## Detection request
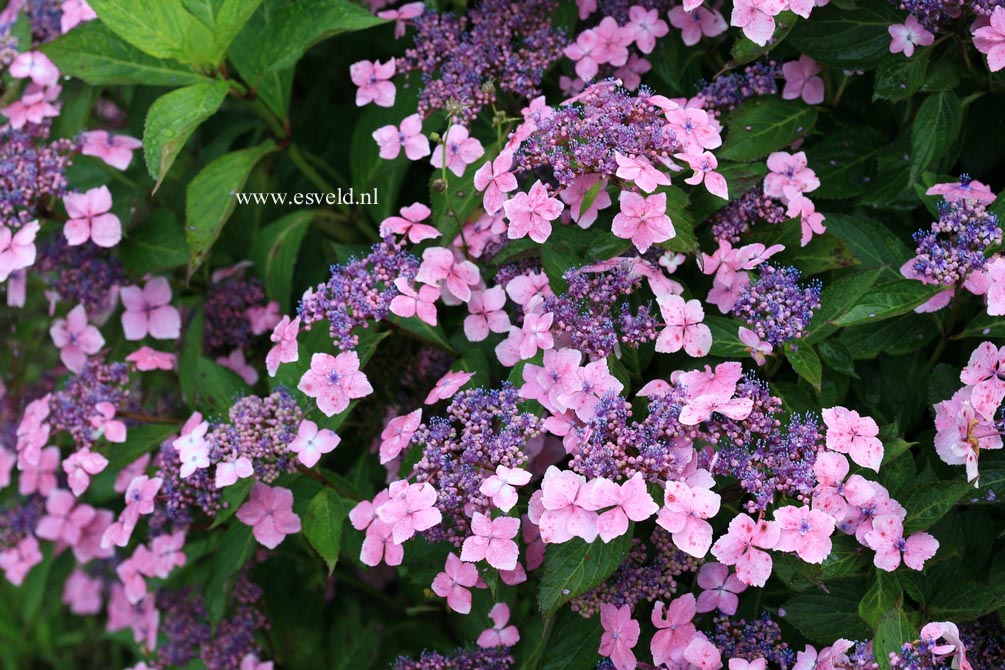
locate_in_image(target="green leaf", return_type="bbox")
[804,267,885,343]
[102,424,177,471]
[833,279,945,327]
[824,214,912,273]
[661,185,698,254]
[41,21,209,86]
[88,0,214,64]
[388,315,456,354]
[706,316,749,358]
[873,51,930,102]
[818,340,857,377]
[189,356,252,413]
[873,607,917,670]
[539,610,604,670]
[749,216,859,274]
[228,1,295,118]
[927,581,1004,621]
[784,582,871,644]
[901,481,972,533]
[788,3,901,69]
[143,80,230,188]
[186,140,277,277]
[205,522,257,622]
[955,312,1005,339]
[784,342,822,391]
[118,209,189,273]
[858,572,901,628]
[806,127,886,199]
[207,0,265,62]
[911,92,963,179]
[210,476,255,529]
[719,97,818,162]
[538,532,633,615]
[303,488,347,574]
[250,210,314,312]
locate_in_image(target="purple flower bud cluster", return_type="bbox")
[970,0,1005,16]
[697,62,782,118]
[0,497,44,549]
[912,199,1001,286]
[732,265,822,347]
[597,0,674,23]
[570,529,698,617]
[707,612,796,669]
[845,643,881,669]
[37,239,124,314]
[709,185,788,244]
[891,1,964,31]
[206,390,304,482]
[543,260,657,360]
[515,81,685,187]
[393,647,514,670]
[298,239,419,351]
[27,0,63,44]
[959,616,1005,670]
[412,384,541,544]
[152,439,215,529]
[0,31,19,67]
[48,360,131,450]
[888,637,950,670]
[0,125,75,219]
[401,0,566,122]
[703,375,783,449]
[153,589,212,669]
[203,276,267,357]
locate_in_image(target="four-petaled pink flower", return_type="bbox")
[677,151,729,200]
[215,456,254,489]
[2,84,60,129]
[557,359,624,421]
[731,0,787,47]
[764,151,820,202]
[655,294,712,357]
[695,562,747,615]
[0,220,40,282]
[889,15,935,58]
[36,489,96,545]
[390,278,439,326]
[18,445,59,496]
[599,603,640,670]
[172,414,210,479]
[738,326,773,366]
[377,2,425,39]
[63,186,121,248]
[431,552,479,613]
[821,406,884,472]
[934,386,1002,485]
[614,152,671,193]
[372,113,430,160]
[349,58,397,107]
[773,505,835,564]
[120,277,181,341]
[8,51,60,87]
[711,513,780,587]
[379,409,422,464]
[782,55,825,105]
[613,191,675,253]
[626,6,669,53]
[380,203,440,243]
[216,349,258,385]
[416,246,481,302]
[657,479,721,557]
[63,449,108,496]
[236,483,302,549]
[126,346,176,372]
[464,287,510,342]
[50,304,104,373]
[974,7,1005,72]
[960,341,1005,420]
[650,594,697,667]
[590,472,659,542]
[298,351,374,416]
[474,152,519,215]
[80,130,142,170]
[668,5,728,46]
[461,512,520,570]
[503,180,564,244]
[477,603,520,648]
[288,419,341,468]
[266,315,300,377]
[480,465,533,512]
[863,514,939,571]
[377,481,443,544]
[0,536,43,586]
[539,467,601,543]
[425,370,475,404]
[518,310,555,360]
[431,124,485,177]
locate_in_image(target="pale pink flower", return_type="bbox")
[926,177,997,204]
[657,479,721,557]
[62,449,108,497]
[246,301,281,335]
[960,341,1005,420]
[266,315,300,377]
[655,294,711,357]
[934,386,1002,485]
[480,465,533,512]
[614,152,671,193]
[172,415,210,479]
[863,514,939,571]
[599,603,640,670]
[2,84,60,128]
[62,568,102,614]
[590,473,659,542]
[565,29,604,80]
[711,513,780,587]
[288,419,341,468]
[773,505,835,564]
[729,659,766,670]
[503,180,564,243]
[377,481,443,543]
[240,654,274,670]
[431,552,479,613]
[0,220,40,282]
[416,246,481,302]
[505,271,553,308]
[889,15,935,58]
[126,346,176,371]
[764,151,820,201]
[736,326,771,366]
[560,174,612,228]
[216,349,259,385]
[477,603,520,648]
[361,519,404,567]
[614,52,651,90]
[431,124,485,176]
[474,152,519,215]
[518,310,555,360]
[36,489,96,545]
[821,406,884,472]
[120,277,181,341]
[380,202,440,242]
[8,51,60,87]
[538,466,600,543]
[593,17,632,67]
[650,594,697,667]
[390,278,439,325]
[731,0,787,47]
[149,531,186,578]
[124,475,162,517]
[73,509,114,563]
[50,304,104,373]
[349,58,396,107]
[669,5,728,46]
[626,6,669,53]
[679,361,742,400]
[677,151,729,199]
[920,621,971,670]
[684,634,723,670]
[298,351,374,416]
[665,107,722,154]
[612,190,675,253]
[63,186,122,248]
[811,452,854,522]
[782,55,825,105]
[237,483,302,549]
[372,113,430,160]
[61,0,97,32]
[80,130,142,170]
[464,287,510,342]
[18,446,59,496]
[461,512,520,570]
[425,370,475,404]
[377,2,425,38]
[557,359,624,421]
[0,536,42,586]
[786,194,827,246]
[380,409,422,464]
[91,401,126,443]
[695,562,747,615]
[215,456,254,488]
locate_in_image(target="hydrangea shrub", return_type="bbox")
[2,0,1005,669]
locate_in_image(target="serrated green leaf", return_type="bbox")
[118,209,189,273]
[720,97,818,162]
[788,3,901,69]
[785,342,822,390]
[873,607,916,670]
[834,279,945,326]
[303,488,347,574]
[250,210,314,312]
[784,582,870,644]
[211,476,255,529]
[874,51,930,102]
[911,92,963,179]
[88,0,214,64]
[859,572,901,628]
[901,481,972,533]
[538,532,633,615]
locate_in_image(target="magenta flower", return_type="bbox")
[614,153,671,193]
[266,315,300,377]
[50,304,104,373]
[379,203,440,243]
[863,514,939,571]
[379,408,422,464]
[668,5,728,46]
[0,220,40,282]
[464,287,510,342]
[782,55,825,105]
[62,449,108,497]
[298,351,374,416]
[8,51,60,87]
[590,473,659,542]
[126,346,176,371]
[63,186,122,248]
[425,370,475,404]
[416,246,481,302]
[79,130,142,170]
[236,483,302,549]
[36,489,97,545]
[960,341,1005,420]
[288,419,341,468]
[377,481,443,544]
[431,552,479,613]
[461,512,520,570]
[124,475,161,518]
[477,603,520,648]
[372,113,430,160]
[390,277,439,326]
[120,277,181,341]
[656,479,721,558]
[773,505,835,564]
[711,513,780,587]
[655,294,712,357]
[480,465,532,512]
[695,562,747,615]
[538,466,600,543]
[503,180,564,243]
[349,58,396,107]
[821,406,884,472]
[598,603,639,670]
[626,6,669,53]
[612,191,675,253]
[474,152,519,215]
[650,594,697,667]
[731,0,787,47]
[764,151,820,201]
[431,124,485,177]
[677,151,729,200]
[889,15,935,58]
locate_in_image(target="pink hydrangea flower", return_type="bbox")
[695,562,747,615]
[61,0,97,33]
[240,654,274,670]
[811,452,854,522]
[390,277,439,326]
[120,277,181,341]
[593,17,632,67]
[288,419,341,468]
[614,152,671,193]
[464,287,510,342]
[599,603,640,670]
[517,310,555,360]
[172,414,210,479]
[782,55,825,105]
[246,301,281,336]
[266,315,300,377]
[863,514,939,571]
[461,512,521,570]
[590,473,659,542]
[888,15,935,58]
[560,174,612,228]
[626,5,669,53]
[934,386,1002,484]
[684,635,723,670]
[377,481,443,543]
[18,445,59,496]
[711,513,780,587]
[380,202,440,243]
[503,180,564,243]
[236,483,302,549]
[298,351,374,416]
[431,124,485,177]
[379,409,422,464]
[729,659,767,670]
[416,246,481,302]
[565,29,604,80]
[63,186,121,248]
[80,130,142,170]
[650,594,697,667]
[216,349,258,385]
[215,456,254,489]
[656,479,721,558]
[655,294,711,357]
[612,191,675,253]
[677,151,729,200]
[431,552,479,613]
[474,152,519,215]
[149,531,186,578]
[63,568,103,614]
[960,341,1005,420]
[557,359,624,421]
[731,0,787,47]
[0,220,40,282]
[926,177,997,204]
[480,465,533,513]
[538,466,601,543]
[665,107,722,155]
[764,151,820,201]
[669,5,728,46]
[377,2,425,38]
[50,304,104,373]
[349,58,397,107]
[477,603,520,648]
[738,326,773,366]
[425,370,475,404]
[8,51,60,87]
[63,449,109,497]
[821,406,884,472]
[773,505,835,564]
[786,194,827,246]
[919,621,971,670]
[36,489,97,545]
[0,536,42,586]
[2,83,60,129]
[126,346,176,371]
[372,113,430,160]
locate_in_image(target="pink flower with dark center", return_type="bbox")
[390,278,439,326]
[464,287,510,342]
[349,58,396,107]
[695,562,747,615]
[538,466,600,543]
[379,409,422,464]
[599,603,640,670]
[655,294,711,357]
[773,505,835,564]
[373,113,430,160]
[613,191,675,253]
[503,180,564,243]
[62,449,108,497]
[650,594,697,667]
[557,359,624,421]
[416,246,481,302]
[50,304,104,373]
[8,51,60,87]
[614,153,671,193]
[460,512,521,570]
[665,107,722,154]
[668,5,728,46]
[431,124,485,177]
[731,0,787,47]
[711,513,780,587]
[480,465,533,513]
[288,419,341,468]
[821,406,884,472]
[376,481,443,543]
[36,489,97,545]
[236,483,302,549]
[863,514,939,571]
[764,151,820,201]
[626,6,669,53]
[677,151,729,199]
[298,351,374,416]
